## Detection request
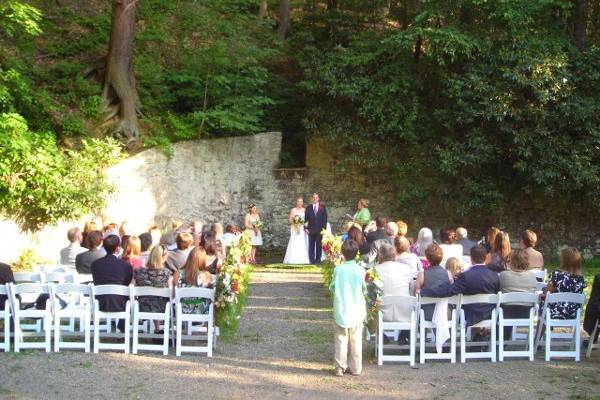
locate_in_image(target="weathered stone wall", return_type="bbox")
[0,132,396,262]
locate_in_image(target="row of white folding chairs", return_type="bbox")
[377,291,587,366]
[14,271,75,284]
[0,283,215,357]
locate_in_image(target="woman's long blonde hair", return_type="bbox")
[123,236,141,259]
[147,245,167,270]
[183,246,207,286]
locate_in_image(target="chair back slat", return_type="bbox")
[13,272,43,283]
[0,284,7,295]
[418,295,460,306]
[133,286,171,298]
[92,284,132,297]
[53,283,92,296]
[11,282,51,295]
[380,295,417,307]
[546,292,585,304]
[460,293,498,305]
[175,287,214,301]
[44,272,68,283]
[499,292,538,305]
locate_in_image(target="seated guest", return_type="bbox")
[167,232,194,273]
[122,236,144,271]
[103,222,119,238]
[366,217,387,244]
[481,226,500,253]
[499,249,537,335]
[415,244,454,319]
[520,229,544,270]
[60,227,86,269]
[211,223,224,242]
[191,220,204,247]
[0,262,15,311]
[347,226,371,258]
[456,227,475,256]
[421,245,500,327]
[75,230,106,280]
[220,224,239,248]
[439,227,463,267]
[584,273,600,339]
[341,221,361,242]
[396,220,408,238]
[489,231,511,272]
[135,244,177,333]
[91,235,133,332]
[149,226,162,249]
[384,222,398,244]
[413,227,433,258]
[545,247,586,319]
[81,220,100,249]
[138,232,153,267]
[394,236,423,277]
[445,257,463,279]
[119,221,132,238]
[179,246,213,314]
[161,218,183,251]
[202,231,224,274]
[375,244,414,322]
[353,198,371,228]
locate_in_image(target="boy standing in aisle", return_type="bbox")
[330,239,367,376]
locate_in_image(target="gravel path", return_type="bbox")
[0,267,599,399]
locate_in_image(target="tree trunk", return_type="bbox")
[259,0,268,18]
[102,0,140,144]
[277,0,291,39]
[573,0,588,50]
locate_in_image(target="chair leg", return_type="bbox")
[545,323,551,362]
[84,312,90,353]
[3,314,9,352]
[498,318,504,362]
[124,315,130,354]
[377,323,383,366]
[450,318,456,364]
[132,315,139,355]
[176,315,182,357]
[44,314,51,353]
[460,322,466,363]
[528,320,535,361]
[575,325,581,362]
[410,320,416,367]
[419,320,425,364]
[490,313,496,362]
[93,314,100,354]
[586,322,598,359]
[54,314,61,352]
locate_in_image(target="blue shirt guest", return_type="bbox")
[421,244,500,326]
[330,240,366,377]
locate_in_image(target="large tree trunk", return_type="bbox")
[102,0,140,145]
[277,0,291,39]
[259,0,268,18]
[573,0,588,50]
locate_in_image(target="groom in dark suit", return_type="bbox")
[305,193,328,264]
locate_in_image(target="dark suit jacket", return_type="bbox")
[366,229,386,244]
[421,264,500,326]
[584,274,600,335]
[91,255,133,312]
[457,238,476,255]
[0,262,14,310]
[76,248,106,274]
[305,203,328,235]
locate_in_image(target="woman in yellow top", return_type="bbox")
[353,199,371,228]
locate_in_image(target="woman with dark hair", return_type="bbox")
[439,227,463,267]
[489,231,511,272]
[202,231,223,274]
[347,226,371,256]
[244,204,262,263]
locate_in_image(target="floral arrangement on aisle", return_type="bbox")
[364,265,383,333]
[321,230,343,289]
[291,214,305,233]
[215,230,253,339]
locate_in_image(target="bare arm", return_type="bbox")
[288,209,294,225]
[244,214,253,229]
[447,270,454,284]
[415,271,425,294]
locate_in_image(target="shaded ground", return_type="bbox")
[0,266,599,399]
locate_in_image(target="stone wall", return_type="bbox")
[0,132,396,263]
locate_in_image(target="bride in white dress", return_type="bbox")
[283,197,310,264]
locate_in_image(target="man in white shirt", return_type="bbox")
[59,227,86,269]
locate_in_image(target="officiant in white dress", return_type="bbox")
[283,197,310,264]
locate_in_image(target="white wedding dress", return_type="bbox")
[283,209,310,264]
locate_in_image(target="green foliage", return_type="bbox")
[0,113,123,231]
[0,0,42,37]
[295,0,600,224]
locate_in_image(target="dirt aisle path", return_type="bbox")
[0,266,598,399]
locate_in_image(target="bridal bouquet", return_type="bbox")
[251,219,263,231]
[291,215,304,233]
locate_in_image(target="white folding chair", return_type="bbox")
[586,319,600,359]
[459,293,499,363]
[531,269,547,282]
[418,295,459,363]
[53,283,92,352]
[45,272,78,332]
[376,295,418,366]
[498,292,538,361]
[0,285,11,352]
[91,285,132,353]
[535,292,585,361]
[9,283,52,352]
[33,265,66,274]
[175,287,215,357]
[13,272,43,283]
[132,286,172,355]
